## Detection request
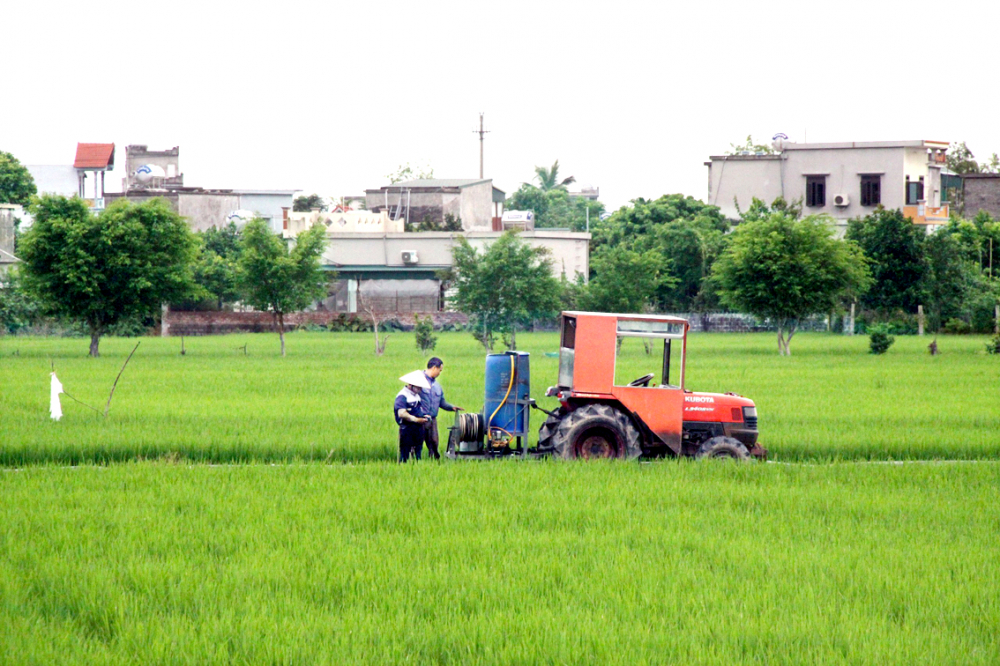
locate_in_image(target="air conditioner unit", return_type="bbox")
[833,194,850,207]
[401,250,418,265]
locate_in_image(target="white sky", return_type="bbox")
[4,0,999,211]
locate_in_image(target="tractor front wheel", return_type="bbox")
[551,404,642,460]
[696,436,750,461]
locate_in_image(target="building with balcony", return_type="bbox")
[26,143,115,212]
[706,139,951,232]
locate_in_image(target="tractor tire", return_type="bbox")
[536,408,567,452]
[696,436,750,461]
[551,404,642,460]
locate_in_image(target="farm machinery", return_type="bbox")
[447,311,767,460]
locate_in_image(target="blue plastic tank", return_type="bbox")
[484,352,530,436]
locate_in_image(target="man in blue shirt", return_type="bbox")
[420,357,463,460]
[395,371,430,462]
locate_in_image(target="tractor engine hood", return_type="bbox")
[682,391,756,423]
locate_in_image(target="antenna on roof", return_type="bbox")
[472,112,490,178]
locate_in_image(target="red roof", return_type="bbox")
[74,143,115,169]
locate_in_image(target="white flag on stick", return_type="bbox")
[50,372,64,421]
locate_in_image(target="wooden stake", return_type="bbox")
[917,305,925,336]
[104,341,140,417]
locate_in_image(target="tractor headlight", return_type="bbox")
[743,406,757,419]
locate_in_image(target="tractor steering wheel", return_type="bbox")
[628,373,655,387]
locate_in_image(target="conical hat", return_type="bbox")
[399,370,431,390]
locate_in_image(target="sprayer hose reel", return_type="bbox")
[453,412,484,443]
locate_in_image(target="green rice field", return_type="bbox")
[2,331,999,663]
[2,462,998,664]
[1,331,998,465]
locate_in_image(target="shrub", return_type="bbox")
[942,318,971,335]
[414,315,437,352]
[986,334,1000,355]
[869,324,895,355]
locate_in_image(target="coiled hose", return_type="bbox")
[452,412,484,443]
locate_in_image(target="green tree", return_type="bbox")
[237,218,328,356]
[533,160,575,191]
[0,269,40,334]
[846,207,928,314]
[414,315,437,352]
[0,151,37,206]
[19,196,197,357]
[580,246,673,313]
[293,194,326,212]
[506,183,550,219]
[191,223,243,309]
[923,230,981,332]
[712,213,870,355]
[590,194,729,311]
[737,196,802,222]
[450,232,561,350]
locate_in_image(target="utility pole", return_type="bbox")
[473,112,490,178]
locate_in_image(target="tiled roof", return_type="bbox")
[74,143,115,169]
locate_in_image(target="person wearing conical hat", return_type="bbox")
[395,370,430,463]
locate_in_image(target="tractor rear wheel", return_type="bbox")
[551,404,642,460]
[696,436,750,460]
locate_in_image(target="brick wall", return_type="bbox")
[963,177,1000,219]
[162,310,831,337]
[163,310,469,336]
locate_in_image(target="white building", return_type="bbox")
[706,139,952,232]
[314,230,590,313]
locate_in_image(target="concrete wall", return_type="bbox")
[0,206,15,256]
[236,192,295,234]
[963,176,1000,219]
[178,193,241,232]
[460,181,494,230]
[25,165,79,197]
[707,157,782,219]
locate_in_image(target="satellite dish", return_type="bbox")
[134,164,165,183]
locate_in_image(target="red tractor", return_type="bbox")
[535,311,766,460]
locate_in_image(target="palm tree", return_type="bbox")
[533,160,576,191]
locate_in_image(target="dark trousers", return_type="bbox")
[422,418,440,459]
[398,424,423,462]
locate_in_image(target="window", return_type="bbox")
[906,179,924,205]
[860,175,881,206]
[613,336,684,389]
[806,176,826,207]
[558,316,576,387]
